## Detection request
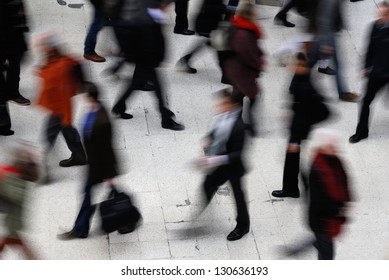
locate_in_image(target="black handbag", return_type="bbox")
[99,186,141,234]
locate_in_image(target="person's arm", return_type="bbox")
[364,23,378,74]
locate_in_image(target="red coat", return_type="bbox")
[36,56,80,126]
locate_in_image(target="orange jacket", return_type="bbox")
[36,56,80,126]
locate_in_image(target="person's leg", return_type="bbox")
[0,58,12,135]
[73,179,97,237]
[45,115,63,151]
[314,233,334,260]
[60,125,87,165]
[5,54,30,105]
[230,176,250,228]
[174,0,194,34]
[352,78,388,140]
[177,38,209,74]
[331,37,350,99]
[84,8,108,61]
[274,0,297,27]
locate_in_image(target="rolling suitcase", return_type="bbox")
[99,187,141,234]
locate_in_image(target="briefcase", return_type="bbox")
[99,188,141,234]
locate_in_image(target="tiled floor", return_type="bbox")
[1,0,388,260]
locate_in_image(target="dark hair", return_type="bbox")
[85,82,100,102]
[219,88,242,105]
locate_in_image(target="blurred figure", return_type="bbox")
[111,0,185,130]
[307,0,359,102]
[176,0,227,74]
[285,129,352,260]
[272,53,329,199]
[58,83,118,239]
[83,1,110,62]
[225,3,265,136]
[0,0,31,106]
[197,89,250,241]
[174,0,195,35]
[0,142,39,259]
[35,33,87,171]
[274,0,297,27]
[349,1,389,143]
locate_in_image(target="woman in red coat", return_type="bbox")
[225,3,265,136]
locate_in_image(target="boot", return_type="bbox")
[272,151,300,198]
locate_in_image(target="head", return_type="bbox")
[311,128,342,155]
[377,1,389,22]
[85,82,100,104]
[215,89,242,114]
[236,2,256,21]
[34,32,63,57]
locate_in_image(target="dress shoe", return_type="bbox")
[174,28,195,35]
[274,14,295,28]
[0,129,14,136]
[112,109,133,120]
[57,230,88,240]
[272,190,300,198]
[177,57,197,74]
[227,225,250,241]
[349,133,368,144]
[339,92,359,102]
[221,75,232,85]
[8,95,31,106]
[161,119,185,131]
[84,52,106,63]
[59,157,87,167]
[318,67,337,75]
[350,0,363,2]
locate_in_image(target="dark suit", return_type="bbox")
[202,111,249,228]
[73,105,118,237]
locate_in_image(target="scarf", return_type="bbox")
[232,16,263,39]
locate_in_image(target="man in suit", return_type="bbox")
[198,89,250,241]
[58,83,118,239]
[349,1,389,143]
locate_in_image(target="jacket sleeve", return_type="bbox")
[365,23,377,70]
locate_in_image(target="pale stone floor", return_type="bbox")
[1,0,389,260]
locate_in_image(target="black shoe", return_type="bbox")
[174,28,195,35]
[349,133,368,144]
[57,230,88,240]
[112,108,133,120]
[161,119,185,131]
[272,190,300,198]
[274,14,295,28]
[227,225,250,241]
[318,67,337,75]
[8,95,31,106]
[221,76,232,85]
[59,157,87,167]
[350,0,363,2]
[0,129,14,136]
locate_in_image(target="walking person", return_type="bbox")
[284,129,352,260]
[174,0,195,35]
[196,89,250,241]
[58,83,119,239]
[111,0,184,130]
[224,3,265,136]
[272,53,330,198]
[349,1,389,143]
[35,33,87,170]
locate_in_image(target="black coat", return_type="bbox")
[84,106,118,184]
[0,0,28,55]
[365,21,389,79]
[195,0,226,37]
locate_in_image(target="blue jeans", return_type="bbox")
[309,34,349,98]
[84,8,108,54]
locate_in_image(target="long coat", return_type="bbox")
[225,27,264,99]
[84,106,118,184]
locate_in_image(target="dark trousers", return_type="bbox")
[74,179,98,236]
[84,8,109,54]
[203,167,250,227]
[277,0,298,17]
[356,77,389,136]
[0,54,23,99]
[315,233,334,260]
[0,64,11,132]
[45,115,86,161]
[175,0,189,30]
[113,64,174,122]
